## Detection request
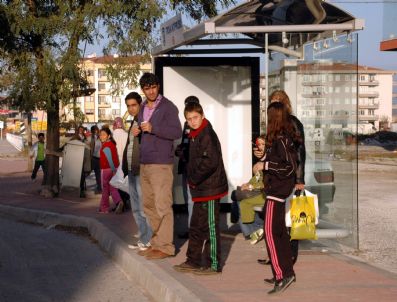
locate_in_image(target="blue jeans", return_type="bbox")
[239,208,263,237]
[128,171,152,244]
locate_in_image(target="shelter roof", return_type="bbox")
[153,0,364,55]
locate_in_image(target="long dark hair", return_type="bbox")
[266,102,300,147]
[100,127,116,145]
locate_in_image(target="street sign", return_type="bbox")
[160,14,184,49]
[0,121,4,129]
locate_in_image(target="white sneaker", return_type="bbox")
[250,228,264,245]
[128,240,151,251]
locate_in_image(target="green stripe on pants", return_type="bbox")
[208,200,218,270]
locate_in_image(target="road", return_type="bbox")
[0,216,151,302]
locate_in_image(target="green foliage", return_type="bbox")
[1,0,235,113]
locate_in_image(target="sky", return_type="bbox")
[85,0,397,71]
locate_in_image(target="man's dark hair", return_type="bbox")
[38,133,45,138]
[91,125,99,132]
[125,91,142,104]
[184,95,200,105]
[184,102,204,118]
[139,72,160,88]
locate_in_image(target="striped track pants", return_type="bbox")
[186,199,221,271]
[264,199,295,281]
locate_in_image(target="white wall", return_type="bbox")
[163,66,253,203]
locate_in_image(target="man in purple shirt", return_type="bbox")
[132,72,182,259]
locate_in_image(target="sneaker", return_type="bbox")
[193,267,221,276]
[264,277,275,285]
[128,240,151,251]
[173,262,201,273]
[257,258,271,265]
[250,228,264,245]
[267,275,296,295]
[115,201,124,214]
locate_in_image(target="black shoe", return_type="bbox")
[257,258,271,265]
[267,275,296,295]
[264,277,275,285]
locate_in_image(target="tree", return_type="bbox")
[0,0,234,196]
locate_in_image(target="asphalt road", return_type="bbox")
[0,216,151,302]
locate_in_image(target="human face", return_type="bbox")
[185,111,204,130]
[142,84,160,103]
[99,130,109,143]
[126,98,140,117]
[256,138,265,151]
[38,135,44,143]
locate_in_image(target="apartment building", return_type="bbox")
[393,74,397,124]
[64,55,151,123]
[265,60,394,133]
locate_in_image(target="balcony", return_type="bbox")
[358,103,379,110]
[359,80,379,86]
[98,102,111,108]
[358,91,379,98]
[301,91,326,98]
[301,81,327,86]
[359,115,379,122]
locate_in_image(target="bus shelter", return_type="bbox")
[152,0,363,250]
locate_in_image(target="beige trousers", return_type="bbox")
[140,164,175,255]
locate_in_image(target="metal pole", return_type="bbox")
[265,33,269,127]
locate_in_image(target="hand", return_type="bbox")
[132,126,141,137]
[241,183,250,191]
[140,121,152,133]
[253,148,264,159]
[295,183,305,191]
[253,162,264,174]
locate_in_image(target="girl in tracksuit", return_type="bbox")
[261,101,299,294]
[98,127,123,213]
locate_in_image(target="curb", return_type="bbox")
[0,204,202,302]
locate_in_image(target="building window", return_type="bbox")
[345,75,351,81]
[345,86,350,93]
[86,69,94,77]
[85,96,94,103]
[328,74,333,82]
[359,110,365,116]
[316,99,325,105]
[112,96,121,103]
[316,110,325,116]
[360,75,366,81]
[345,98,350,104]
[368,109,375,116]
[98,69,107,78]
[85,109,94,115]
[335,74,340,81]
[352,86,357,93]
[112,109,120,116]
[98,83,106,91]
[352,98,357,105]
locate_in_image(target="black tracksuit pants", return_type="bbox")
[186,199,221,271]
[263,199,295,281]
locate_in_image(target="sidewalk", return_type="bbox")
[0,141,396,301]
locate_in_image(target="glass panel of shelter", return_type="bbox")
[263,33,358,249]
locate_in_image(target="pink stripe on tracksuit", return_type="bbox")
[263,199,295,282]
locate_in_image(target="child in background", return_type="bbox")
[98,127,123,214]
[173,101,228,275]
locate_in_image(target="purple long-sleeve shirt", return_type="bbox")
[138,95,182,164]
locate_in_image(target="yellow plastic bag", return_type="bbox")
[290,193,318,240]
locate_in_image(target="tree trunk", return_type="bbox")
[25,113,33,172]
[41,101,60,197]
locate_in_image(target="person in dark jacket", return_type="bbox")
[173,101,228,276]
[175,96,200,239]
[255,89,306,266]
[122,91,152,251]
[258,101,299,294]
[133,73,182,260]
